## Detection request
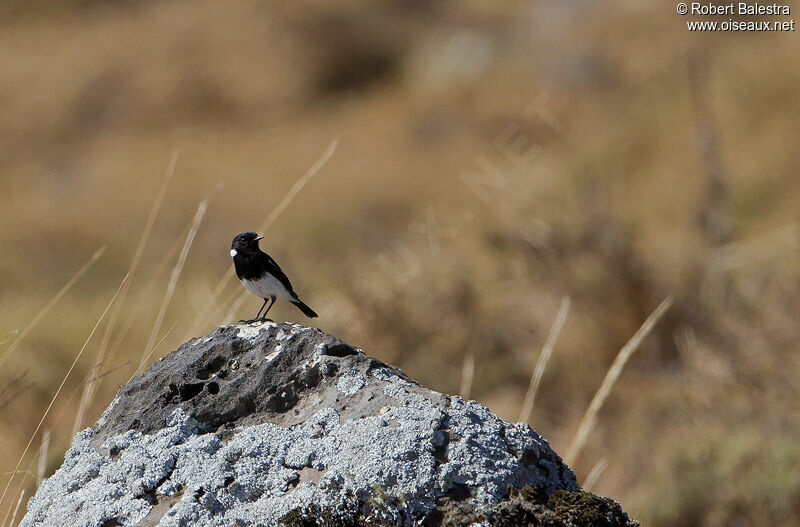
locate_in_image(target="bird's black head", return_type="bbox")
[231,232,263,258]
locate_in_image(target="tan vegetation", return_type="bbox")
[1,1,798,525]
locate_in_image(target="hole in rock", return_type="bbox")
[179,383,204,401]
[521,449,539,465]
[324,343,358,357]
[266,387,299,413]
[207,382,220,395]
[432,432,451,464]
[444,483,472,501]
[197,357,227,380]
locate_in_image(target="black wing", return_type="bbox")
[257,251,298,298]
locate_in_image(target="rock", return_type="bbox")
[21,322,635,526]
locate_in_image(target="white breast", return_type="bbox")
[242,274,293,300]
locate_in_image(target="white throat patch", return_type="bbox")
[230,249,237,258]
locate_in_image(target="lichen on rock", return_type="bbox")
[20,322,631,526]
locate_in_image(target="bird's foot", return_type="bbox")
[237,317,274,325]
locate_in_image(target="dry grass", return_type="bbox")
[518,295,570,423]
[0,274,128,513]
[72,153,178,433]
[0,247,105,371]
[565,296,674,466]
[582,457,608,493]
[4,490,24,527]
[1,1,798,525]
[139,196,209,370]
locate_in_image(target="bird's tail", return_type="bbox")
[291,299,318,318]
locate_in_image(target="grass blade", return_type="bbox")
[0,247,106,370]
[459,351,476,400]
[0,274,128,511]
[139,198,208,370]
[74,151,179,433]
[6,489,24,527]
[565,296,673,466]
[582,457,609,492]
[131,321,178,380]
[518,296,570,423]
[35,431,50,488]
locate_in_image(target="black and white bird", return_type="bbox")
[230,232,318,321]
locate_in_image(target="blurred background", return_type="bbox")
[1,1,799,525]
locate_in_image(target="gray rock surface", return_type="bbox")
[21,322,578,526]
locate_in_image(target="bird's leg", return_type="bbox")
[254,298,269,320]
[240,298,268,323]
[260,296,276,321]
